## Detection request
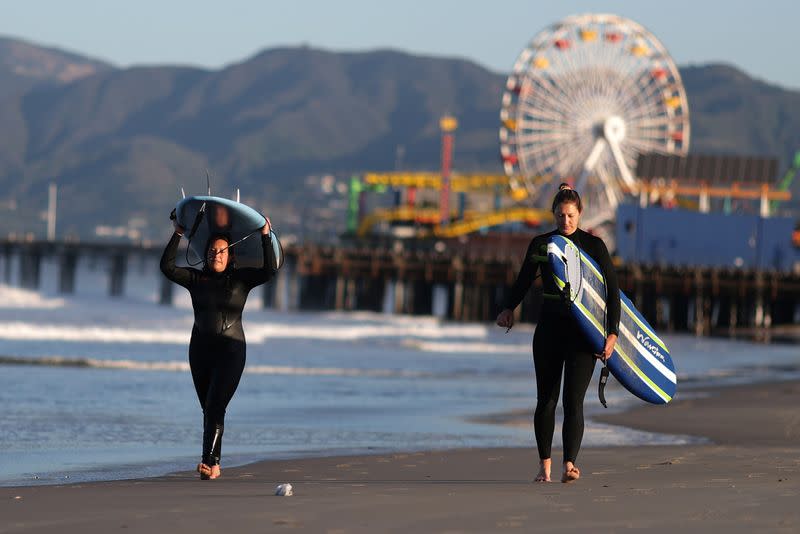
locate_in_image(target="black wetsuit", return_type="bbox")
[504,228,620,463]
[160,231,279,466]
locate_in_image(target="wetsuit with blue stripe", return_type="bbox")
[504,228,620,464]
[160,231,278,467]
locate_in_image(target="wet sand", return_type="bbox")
[2,380,799,533]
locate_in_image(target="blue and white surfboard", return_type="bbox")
[547,234,677,404]
[175,195,282,269]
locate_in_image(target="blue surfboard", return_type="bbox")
[546,235,677,404]
[175,195,282,269]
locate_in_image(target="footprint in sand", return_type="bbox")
[496,520,524,528]
[272,518,302,527]
[498,515,528,527]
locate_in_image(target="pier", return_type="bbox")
[2,236,798,337]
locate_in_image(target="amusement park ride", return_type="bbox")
[350,13,794,243]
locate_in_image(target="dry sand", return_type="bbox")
[2,380,799,533]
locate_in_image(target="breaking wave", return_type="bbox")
[0,354,430,378]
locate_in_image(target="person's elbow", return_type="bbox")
[160,257,175,278]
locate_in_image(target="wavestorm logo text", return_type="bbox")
[636,330,666,362]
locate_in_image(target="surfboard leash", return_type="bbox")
[598,364,609,408]
[222,228,260,252]
[183,202,208,267]
[169,207,202,265]
[599,288,611,408]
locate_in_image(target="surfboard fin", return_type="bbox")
[205,169,212,195]
[235,188,240,202]
[598,364,610,408]
[180,187,186,199]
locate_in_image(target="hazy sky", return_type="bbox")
[2,0,797,89]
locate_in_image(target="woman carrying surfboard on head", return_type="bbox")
[161,204,279,480]
[496,183,620,483]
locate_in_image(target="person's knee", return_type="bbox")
[203,407,226,427]
[535,398,558,417]
[562,399,584,419]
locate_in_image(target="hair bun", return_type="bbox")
[558,183,572,191]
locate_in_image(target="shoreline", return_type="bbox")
[2,379,798,532]
[0,377,708,489]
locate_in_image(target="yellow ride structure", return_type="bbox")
[355,172,550,238]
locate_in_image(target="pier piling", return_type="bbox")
[0,238,798,337]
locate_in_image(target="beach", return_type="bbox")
[2,378,798,533]
[2,284,799,532]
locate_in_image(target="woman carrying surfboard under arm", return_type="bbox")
[496,184,620,483]
[161,213,279,480]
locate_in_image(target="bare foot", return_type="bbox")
[208,465,221,479]
[197,463,212,480]
[197,463,221,480]
[561,462,580,483]
[534,458,552,482]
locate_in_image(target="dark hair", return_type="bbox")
[204,234,235,270]
[551,183,582,213]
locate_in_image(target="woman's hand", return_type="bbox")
[596,333,618,361]
[261,216,272,235]
[496,309,514,330]
[169,209,185,235]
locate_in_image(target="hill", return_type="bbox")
[0,36,112,101]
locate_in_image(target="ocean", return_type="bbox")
[2,278,799,487]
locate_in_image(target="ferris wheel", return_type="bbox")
[499,13,690,229]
